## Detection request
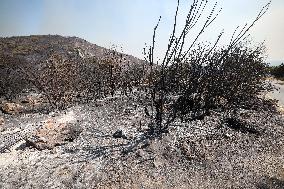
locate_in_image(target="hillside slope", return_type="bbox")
[0,35,143,65]
[0,35,147,104]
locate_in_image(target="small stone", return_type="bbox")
[0,117,4,132]
[113,129,127,139]
[94,100,104,107]
[153,157,163,168]
[124,107,133,114]
[26,119,81,150]
[137,149,145,157]
[0,117,4,125]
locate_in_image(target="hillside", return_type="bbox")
[0,35,143,65]
[0,35,148,106]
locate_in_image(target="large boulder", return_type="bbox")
[26,119,81,150]
[1,102,24,115]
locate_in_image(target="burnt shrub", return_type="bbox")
[143,0,273,132]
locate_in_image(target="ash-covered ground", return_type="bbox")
[0,92,284,189]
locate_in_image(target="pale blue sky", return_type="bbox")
[0,0,283,64]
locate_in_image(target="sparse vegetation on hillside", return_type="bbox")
[0,36,147,110]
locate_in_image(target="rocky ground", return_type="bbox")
[0,92,284,189]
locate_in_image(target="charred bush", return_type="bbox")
[144,0,273,132]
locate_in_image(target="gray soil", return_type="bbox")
[0,94,284,189]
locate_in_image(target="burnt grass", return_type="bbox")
[0,91,284,189]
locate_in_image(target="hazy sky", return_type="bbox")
[0,0,283,64]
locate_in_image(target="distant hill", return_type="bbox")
[268,60,283,66]
[0,35,144,66]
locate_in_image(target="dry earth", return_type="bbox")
[0,92,284,189]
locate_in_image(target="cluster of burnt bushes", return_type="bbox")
[0,47,147,110]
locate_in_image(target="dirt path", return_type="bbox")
[268,80,284,107]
